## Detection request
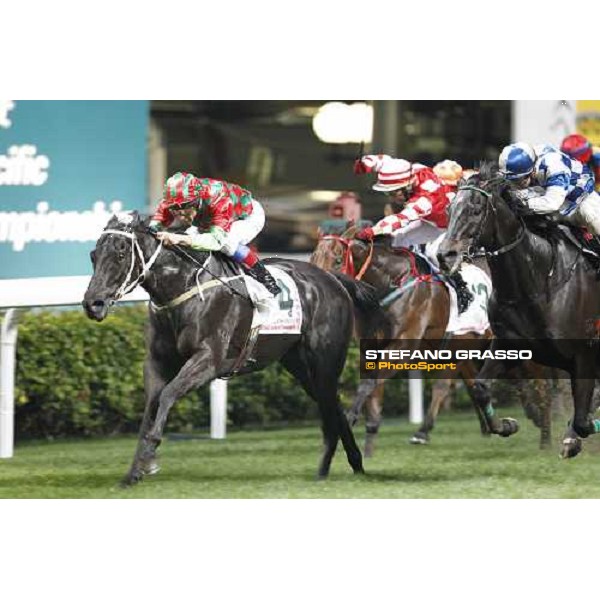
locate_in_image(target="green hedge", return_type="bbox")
[13,306,479,440]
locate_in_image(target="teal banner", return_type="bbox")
[0,101,148,279]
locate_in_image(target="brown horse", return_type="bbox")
[312,228,555,451]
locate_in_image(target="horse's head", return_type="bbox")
[82,211,156,321]
[310,226,373,279]
[438,162,512,275]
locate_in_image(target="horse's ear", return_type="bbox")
[342,225,358,239]
[105,214,120,228]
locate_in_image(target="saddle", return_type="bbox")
[521,213,600,276]
[412,249,474,313]
[386,247,474,314]
[557,225,600,262]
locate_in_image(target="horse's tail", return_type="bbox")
[331,272,390,339]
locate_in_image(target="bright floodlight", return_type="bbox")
[312,102,373,144]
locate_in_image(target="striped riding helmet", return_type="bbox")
[163,172,202,207]
[372,158,414,192]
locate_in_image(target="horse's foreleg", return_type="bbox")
[559,369,596,459]
[538,380,553,449]
[364,381,385,457]
[570,356,598,439]
[149,352,216,442]
[458,360,491,436]
[471,355,519,438]
[410,378,457,444]
[122,358,170,487]
[125,350,217,486]
[347,378,380,427]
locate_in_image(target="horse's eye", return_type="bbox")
[118,251,126,261]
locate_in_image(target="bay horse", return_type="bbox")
[437,162,600,458]
[311,229,522,446]
[82,212,385,485]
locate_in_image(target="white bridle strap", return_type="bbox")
[101,229,163,301]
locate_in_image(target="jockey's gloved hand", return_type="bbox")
[511,189,530,203]
[353,157,372,175]
[354,158,369,175]
[356,227,375,241]
[512,186,545,204]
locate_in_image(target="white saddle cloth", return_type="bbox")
[242,266,303,334]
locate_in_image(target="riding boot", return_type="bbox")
[246,260,282,296]
[447,272,474,314]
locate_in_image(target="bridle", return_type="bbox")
[319,234,373,280]
[452,184,526,260]
[100,228,164,301]
[99,226,251,308]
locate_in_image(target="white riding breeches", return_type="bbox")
[390,219,443,248]
[423,232,448,268]
[562,191,600,236]
[220,200,266,256]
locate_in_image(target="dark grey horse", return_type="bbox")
[83,212,385,485]
[438,163,600,458]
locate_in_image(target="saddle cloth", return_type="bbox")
[242,266,303,334]
[445,263,492,336]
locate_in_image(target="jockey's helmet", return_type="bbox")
[433,160,463,187]
[499,143,536,180]
[560,133,593,165]
[163,172,201,208]
[372,158,414,192]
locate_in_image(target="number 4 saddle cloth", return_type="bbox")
[242,266,303,335]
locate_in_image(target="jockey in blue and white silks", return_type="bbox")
[499,142,600,235]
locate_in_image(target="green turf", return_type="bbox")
[2,411,600,498]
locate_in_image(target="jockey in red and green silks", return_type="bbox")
[149,172,281,295]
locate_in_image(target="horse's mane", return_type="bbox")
[474,161,498,183]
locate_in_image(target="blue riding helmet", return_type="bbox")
[499,143,536,180]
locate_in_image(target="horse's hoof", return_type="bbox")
[499,418,519,438]
[560,437,583,459]
[120,472,143,488]
[409,432,429,445]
